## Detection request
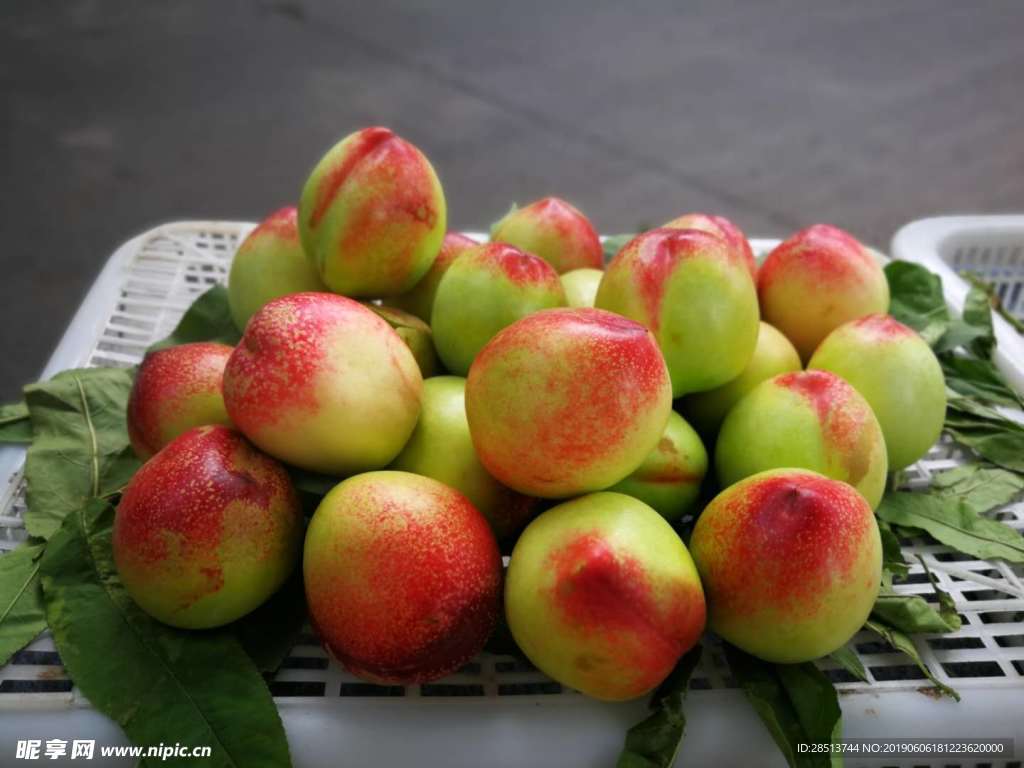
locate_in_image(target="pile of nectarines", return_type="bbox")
[113,126,946,701]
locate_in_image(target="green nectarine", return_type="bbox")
[679,322,801,438]
[715,370,888,508]
[606,411,707,521]
[390,376,535,540]
[227,206,326,330]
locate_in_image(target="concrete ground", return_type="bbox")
[2,1,1023,399]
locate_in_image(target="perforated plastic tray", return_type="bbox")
[1,222,1022,768]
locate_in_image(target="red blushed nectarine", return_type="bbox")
[490,197,603,273]
[465,308,672,498]
[127,341,234,459]
[114,426,303,629]
[303,471,502,684]
[690,469,881,663]
[758,224,889,361]
[222,292,422,476]
[505,492,705,701]
[595,228,759,397]
[662,212,758,281]
[298,127,446,297]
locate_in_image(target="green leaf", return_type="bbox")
[39,499,291,768]
[22,368,141,540]
[0,401,32,443]
[946,395,1021,424]
[885,261,950,346]
[234,568,307,674]
[870,590,961,635]
[602,233,635,261]
[617,645,702,768]
[930,463,1024,514]
[22,369,139,539]
[876,491,1024,563]
[724,645,842,768]
[960,282,996,359]
[0,541,47,666]
[150,284,242,350]
[878,521,909,581]
[829,644,867,683]
[917,556,962,630]
[863,620,959,701]
[940,356,1023,408]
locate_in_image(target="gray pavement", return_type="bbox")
[2,0,1023,399]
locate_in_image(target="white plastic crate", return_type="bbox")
[0,222,1022,768]
[892,215,1024,394]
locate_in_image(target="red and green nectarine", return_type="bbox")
[298,127,446,297]
[127,341,234,459]
[222,293,422,475]
[114,425,302,629]
[505,491,706,700]
[431,243,566,375]
[490,197,603,273]
[303,471,502,684]
[758,224,889,361]
[715,370,888,508]
[690,469,881,663]
[809,314,946,469]
[227,206,326,330]
[595,228,759,397]
[466,308,672,498]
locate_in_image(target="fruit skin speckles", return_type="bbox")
[757,224,889,361]
[303,471,502,685]
[465,308,671,498]
[127,341,234,459]
[222,292,423,476]
[715,369,888,508]
[113,425,303,629]
[595,227,759,397]
[505,491,705,701]
[298,127,447,298]
[690,469,881,663]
